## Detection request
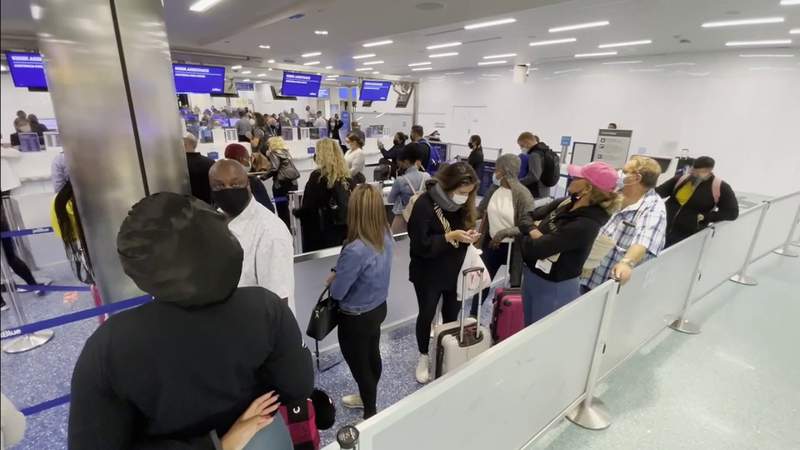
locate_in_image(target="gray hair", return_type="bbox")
[495,154,521,181]
[182,131,198,151]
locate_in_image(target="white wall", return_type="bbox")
[417,51,800,196]
[1,73,56,142]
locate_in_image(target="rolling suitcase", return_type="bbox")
[433,267,492,379]
[491,288,524,344]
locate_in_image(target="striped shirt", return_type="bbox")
[581,189,667,290]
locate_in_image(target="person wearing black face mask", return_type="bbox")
[209,160,296,313]
[466,135,484,176]
[224,143,274,213]
[379,132,407,178]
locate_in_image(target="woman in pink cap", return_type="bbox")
[518,161,622,325]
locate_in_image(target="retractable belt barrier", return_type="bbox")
[16,284,92,292]
[0,226,54,239]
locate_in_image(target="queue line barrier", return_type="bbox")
[323,190,800,450]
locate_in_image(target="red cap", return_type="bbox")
[567,161,618,193]
[224,143,249,161]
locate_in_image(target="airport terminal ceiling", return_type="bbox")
[2,0,798,80]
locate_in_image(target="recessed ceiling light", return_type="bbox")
[231,65,242,70]
[701,17,784,28]
[654,62,696,67]
[483,53,517,59]
[598,40,652,48]
[790,28,800,34]
[478,60,507,66]
[303,61,320,66]
[363,60,384,65]
[602,60,643,65]
[356,67,373,71]
[553,68,582,75]
[302,52,322,58]
[314,30,328,35]
[408,62,432,67]
[739,53,795,57]
[30,4,42,20]
[548,20,609,33]
[241,70,251,74]
[258,44,271,49]
[353,53,376,59]
[412,67,433,71]
[464,18,516,30]
[429,52,458,58]
[257,73,267,77]
[267,59,275,63]
[426,42,461,50]
[327,74,339,78]
[325,65,333,69]
[780,0,800,5]
[189,0,224,12]
[725,39,792,46]
[575,51,618,58]
[445,72,464,75]
[530,38,577,47]
[372,71,380,75]
[242,78,251,82]
[363,40,393,48]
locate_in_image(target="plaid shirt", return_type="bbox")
[582,189,667,289]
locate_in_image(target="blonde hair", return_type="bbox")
[267,136,288,153]
[626,155,662,188]
[346,184,390,252]
[586,188,623,215]
[315,138,350,188]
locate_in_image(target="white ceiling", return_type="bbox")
[2,0,798,81]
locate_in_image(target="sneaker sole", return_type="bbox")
[343,403,364,410]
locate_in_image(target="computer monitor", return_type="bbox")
[38,118,58,130]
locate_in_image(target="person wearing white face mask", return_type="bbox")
[407,162,480,384]
[581,156,667,291]
[472,154,535,316]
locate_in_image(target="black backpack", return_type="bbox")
[532,144,561,187]
[325,180,350,226]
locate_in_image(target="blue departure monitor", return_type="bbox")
[359,80,392,101]
[281,71,322,97]
[6,52,48,89]
[173,64,225,94]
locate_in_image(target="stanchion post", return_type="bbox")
[1,248,54,354]
[288,191,303,254]
[566,281,618,430]
[773,202,800,258]
[669,229,711,334]
[729,202,770,286]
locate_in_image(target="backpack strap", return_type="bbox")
[404,176,417,194]
[433,204,458,248]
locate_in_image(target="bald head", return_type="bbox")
[209,159,249,192]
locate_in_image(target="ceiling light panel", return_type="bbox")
[598,40,652,48]
[530,38,577,46]
[363,60,384,65]
[790,29,800,34]
[241,70,251,74]
[231,65,242,70]
[739,53,795,57]
[356,67,373,71]
[314,30,328,35]
[408,61,431,67]
[548,20,609,33]
[701,17,784,28]
[483,53,517,59]
[302,52,322,58]
[602,60,643,65]
[575,51,618,58]
[353,53,376,59]
[429,52,459,58]
[780,0,800,4]
[363,40,393,47]
[303,61,320,65]
[258,44,270,49]
[478,60,507,65]
[464,18,516,30]
[725,39,792,46]
[412,67,433,71]
[426,42,462,50]
[189,0,224,12]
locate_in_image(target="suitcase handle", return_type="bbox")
[460,267,484,343]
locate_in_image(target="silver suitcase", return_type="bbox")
[433,267,492,379]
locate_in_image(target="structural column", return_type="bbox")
[34,0,189,303]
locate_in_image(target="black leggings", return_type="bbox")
[413,284,461,354]
[1,228,37,286]
[337,302,387,419]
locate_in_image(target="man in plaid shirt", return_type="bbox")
[582,156,667,290]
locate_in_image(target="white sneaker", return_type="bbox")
[415,354,430,384]
[342,394,364,410]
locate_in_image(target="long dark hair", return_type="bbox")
[434,162,479,229]
[54,181,93,284]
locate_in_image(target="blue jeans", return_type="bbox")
[521,266,580,326]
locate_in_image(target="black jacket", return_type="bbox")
[519,198,610,281]
[249,176,275,213]
[185,152,214,204]
[68,287,314,449]
[407,190,469,291]
[294,170,349,251]
[467,147,484,176]
[656,174,739,246]
[520,142,552,199]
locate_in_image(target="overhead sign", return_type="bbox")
[6,51,47,89]
[594,129,633,169]
[173,64,225,94]
[560,136,572,147]
[281,71,322,97]
[360,80,392,101]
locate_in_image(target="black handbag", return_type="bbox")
[306,287,339,341]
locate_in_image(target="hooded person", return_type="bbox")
[68,192,313,449]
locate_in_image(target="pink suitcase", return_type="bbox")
[491,288,524,344]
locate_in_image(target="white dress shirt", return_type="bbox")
[344,147,365,178]
[227,197,296,314]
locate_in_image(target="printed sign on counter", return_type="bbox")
[594,129,633,169]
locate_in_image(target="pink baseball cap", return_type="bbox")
[567,161,619,193]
